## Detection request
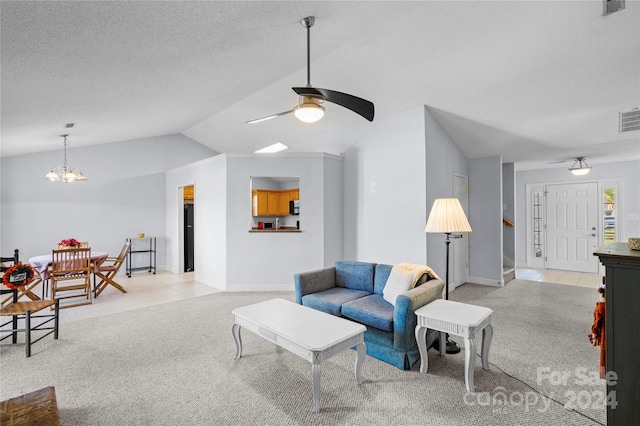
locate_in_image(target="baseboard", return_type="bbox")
[468,276,503,287]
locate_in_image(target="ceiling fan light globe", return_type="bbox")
[570,167,590,176]
[294,103,325,123]
[568,157,591,175]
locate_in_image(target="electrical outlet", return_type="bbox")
[626,213,638,220]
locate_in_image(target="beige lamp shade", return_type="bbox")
[425,198,472,233]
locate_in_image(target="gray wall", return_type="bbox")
[515,160,640,266]
[0,134,216,264]
[469,156,503,285]
[502,162,516,267]
[424,106,470,282]
[316,105,504,285]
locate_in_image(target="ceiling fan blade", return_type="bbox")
[245,109,294,124]
[293,87,375,122]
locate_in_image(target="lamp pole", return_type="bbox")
[444,232,463,353]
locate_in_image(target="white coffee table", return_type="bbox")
[415,299,493,392]
[232,298,366,413]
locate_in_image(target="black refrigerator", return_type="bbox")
[184,204,194,272]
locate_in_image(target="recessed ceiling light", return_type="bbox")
[254,142,289,154]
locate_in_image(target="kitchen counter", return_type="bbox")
[249,226,301,233]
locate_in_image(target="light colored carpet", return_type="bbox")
[0,279,605,425]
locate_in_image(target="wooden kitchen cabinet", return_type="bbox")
[252,190,269,216]
[267,192,279,215]
[252,188,300,217]
[277,191,291,216]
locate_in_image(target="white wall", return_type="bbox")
[165,154,227,285]
[515,160,640,266]
[317,105,428,265]
[165,153,343,291]
[1,134,216,264]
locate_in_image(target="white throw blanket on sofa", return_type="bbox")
[382,263,441,306]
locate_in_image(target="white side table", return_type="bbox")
[415,299,493,392]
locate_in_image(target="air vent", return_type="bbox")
[604,0,625,16]
[619,109,640,132]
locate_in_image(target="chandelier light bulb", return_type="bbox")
[44,134,87,183]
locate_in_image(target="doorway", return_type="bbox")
[183,185,194,272]
[452,174,470,289]
[545,182,599,273]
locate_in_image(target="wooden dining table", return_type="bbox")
[23,251,109,300]
[29,251,108,281]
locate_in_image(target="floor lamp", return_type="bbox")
[425,198,472,354]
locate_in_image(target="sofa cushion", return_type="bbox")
[342,294,394,332]
[335,261,375,293]
[301,287,371,317]
[382,266,420,306]
[373,264,393,295]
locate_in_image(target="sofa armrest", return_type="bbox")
[392,279,445,349]
[294,266,337,304]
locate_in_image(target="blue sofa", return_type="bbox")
[294,261,445,370]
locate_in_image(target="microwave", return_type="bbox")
[289,200,300,215]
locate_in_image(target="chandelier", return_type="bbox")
[45,134,87,183]
[568,157,591,176]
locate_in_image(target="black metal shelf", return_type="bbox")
[126,236,156,277]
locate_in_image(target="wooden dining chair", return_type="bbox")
[1,249,44,307]
[94,242,130,297]
[50,247,92,309]
[0,249,19,273]
[0,288,59,357]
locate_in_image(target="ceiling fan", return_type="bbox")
[246,16,375,125]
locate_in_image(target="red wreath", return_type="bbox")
[2,262,35,289]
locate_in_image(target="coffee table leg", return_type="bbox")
[464,335,476,392]
[355,342,366,384]
[481,324,493,370]
[232,323,242,359]
[415,325,428,373]
[312,363,321,413]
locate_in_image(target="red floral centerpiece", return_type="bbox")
[58,238,80,249]
[2,262,35,289]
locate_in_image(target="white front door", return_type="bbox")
[546,182,599,273]
[452,174,470,289]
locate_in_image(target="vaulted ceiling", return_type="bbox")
[1,1,638,171]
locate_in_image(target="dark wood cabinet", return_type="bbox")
[593,243,640,425]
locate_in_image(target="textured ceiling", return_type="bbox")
[1,1,638,171]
